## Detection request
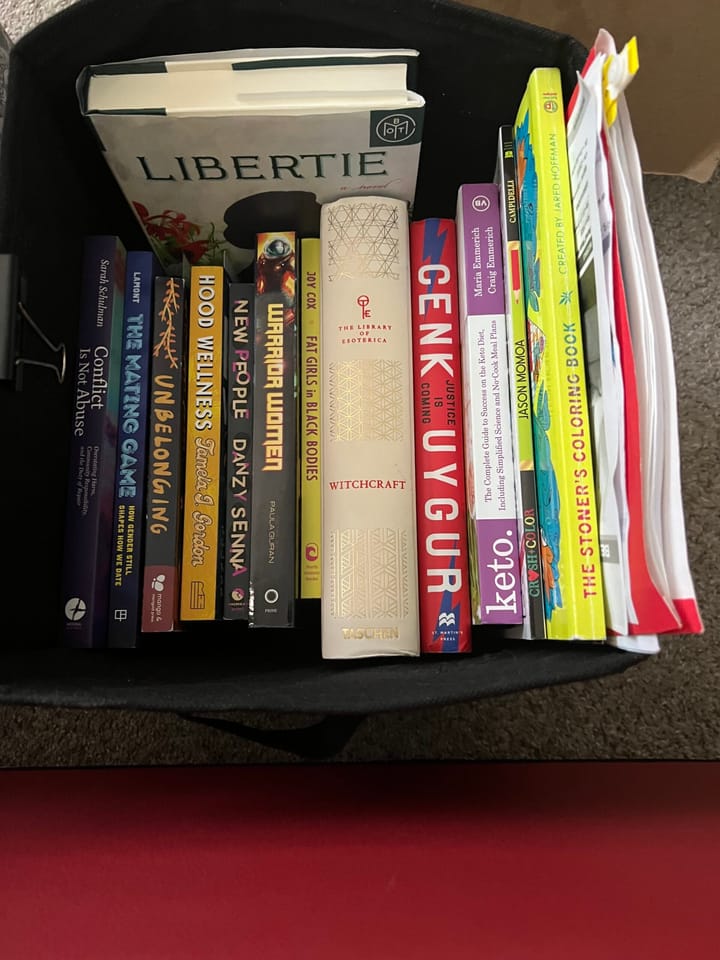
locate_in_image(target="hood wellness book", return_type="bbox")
[78,47,425,277]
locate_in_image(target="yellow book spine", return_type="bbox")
[514,67,606,640]
[180,264,225,620]
[300,238,321,599]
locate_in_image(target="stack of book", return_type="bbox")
[62,38,702,654]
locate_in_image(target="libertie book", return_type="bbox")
[141,275,187,633]
[108,250,161,647]
[299,238,321,600]
[249,231,298,628]
[77,48,425,278]
[409,218,471,654]
[222,282,255,620]
[514,66,606,641]
[180,264,226,621]
[494,128,546,640]
[320,196,420,659]
[456,183,522,627]
[62,235,126,647]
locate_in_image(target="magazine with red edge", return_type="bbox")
[569,43,695,636]
[410,218,472,653]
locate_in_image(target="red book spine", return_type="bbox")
[410,219,472,653]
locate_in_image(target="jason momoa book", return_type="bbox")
[77,47,425,278]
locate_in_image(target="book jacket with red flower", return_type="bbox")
[410,219,472,653]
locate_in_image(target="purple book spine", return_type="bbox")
[457,184,522,625]
[62,235,127,647]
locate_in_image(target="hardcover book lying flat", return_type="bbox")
[77,47,425,277]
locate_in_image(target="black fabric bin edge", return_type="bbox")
[0,644,644,714]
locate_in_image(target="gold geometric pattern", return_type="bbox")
[325,200,401,281]
[329,527,410,619]
[328,359,404,441]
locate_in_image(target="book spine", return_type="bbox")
[410,218,472,654]
[299,238,322,599]
[249,232,298,628]
[180,265,225,620]
[221,283,255,620]
[141,275,187,633]
[514,67,606,640]
[496,127,547,640]
[107,251,159,647]
[456,184,523,625]
[320,196,420,658]
[62,235,126,647]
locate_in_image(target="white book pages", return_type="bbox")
[85,48,419,114]
[604,115,672,606]
[594,27,702,635]
[612,96,700,611]
[610,633,660,655]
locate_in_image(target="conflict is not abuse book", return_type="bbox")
[62,235,126,647]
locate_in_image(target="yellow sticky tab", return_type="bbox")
[603,35,639,126]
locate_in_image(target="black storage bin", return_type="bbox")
[0,0,643,745]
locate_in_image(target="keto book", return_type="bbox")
[77,47,425,278]
[514,67,606,641]
[456,183,522,627]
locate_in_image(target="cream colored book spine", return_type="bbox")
[320,196,420,659]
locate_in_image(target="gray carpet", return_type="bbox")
[0,2,717,765]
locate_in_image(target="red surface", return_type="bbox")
[1,762,718,959]
[410,217,472,654]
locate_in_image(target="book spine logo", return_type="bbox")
[375,114,416,143]
[357,295,371,320]
[65,598,87,622]
[370,111,423,147]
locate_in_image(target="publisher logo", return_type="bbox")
[231,588,245,603]
[544,98,558,113]
[65,598,87,622]
[472,194,491,213]
[357,295,371,320]
[369,110,423,147]
[305,543,319,563]
[264,588,279,605]
[374,113,416,143]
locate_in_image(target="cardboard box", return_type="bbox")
[464,0,719,182]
